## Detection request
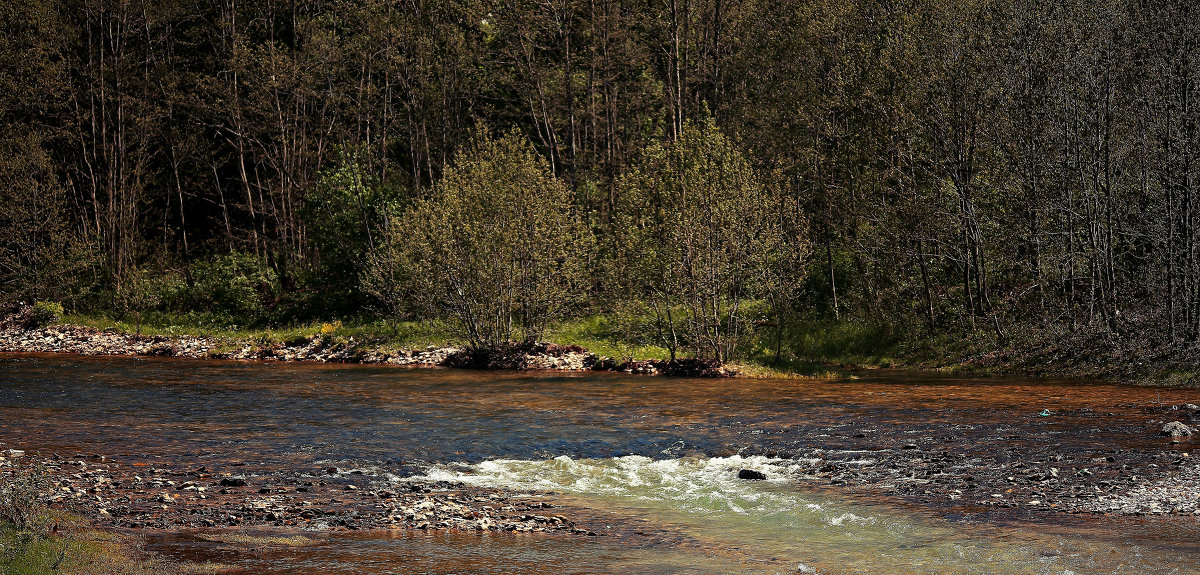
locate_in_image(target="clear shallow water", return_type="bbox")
[2,353,1200,573]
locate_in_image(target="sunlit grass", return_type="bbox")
[546,315,672,362]
[0,515,209,575]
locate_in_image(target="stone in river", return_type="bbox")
[1161,421,1193,437]
[737,469,767,480]
[219,477,247,487]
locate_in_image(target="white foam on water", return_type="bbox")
[414,454,874,528]
[409,455,1169,573]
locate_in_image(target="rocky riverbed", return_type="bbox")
[4,344,1199,560]
[7,402,1198,541]
[740,402,1200,518]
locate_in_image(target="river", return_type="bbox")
[1,353,1198,573]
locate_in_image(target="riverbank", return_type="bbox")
[0,317,736,377]
[1,446,603,575]
[0,516,198,575]
[11,307,1200,387]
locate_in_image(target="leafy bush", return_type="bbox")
[29,301,63,328]
[186,253,279,320]
[106,254,281,328]
[298,149,400,318]
[0,133,99,310]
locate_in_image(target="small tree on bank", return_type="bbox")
[367,130,592,348]
[613,119,804,363]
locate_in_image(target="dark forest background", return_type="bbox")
[4,0,1200,368]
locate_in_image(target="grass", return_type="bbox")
[0,459,220,575]
[0,515,218,575]
[740,318,906,377]
[551,314,923,378]
[546,315,672,362]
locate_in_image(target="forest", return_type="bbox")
[3,0,1198,372]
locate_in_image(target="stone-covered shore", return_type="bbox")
[0,449,595,535]
[0,320,735,376]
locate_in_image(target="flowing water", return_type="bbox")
[2,353,1199,573]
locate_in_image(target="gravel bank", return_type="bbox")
[740,404,1200,517]
[0,321,735,376]
[0,449,595,535]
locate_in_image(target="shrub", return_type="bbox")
[299,148,399,318]
[0,460,51,534]
[186,253,279,321]
[28,301,63,328]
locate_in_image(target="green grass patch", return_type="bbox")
[547,315,672,362]
[741,317,905,376]
[1,521,70,575]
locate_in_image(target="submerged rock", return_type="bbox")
[1161,421,1193,437]
[737,469,767,480]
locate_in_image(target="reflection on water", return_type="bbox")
[2,353,1200,573]
[145,528,790,575]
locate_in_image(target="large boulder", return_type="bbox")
[1161,421,1194,437]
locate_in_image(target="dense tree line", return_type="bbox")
[4,0,1200,361]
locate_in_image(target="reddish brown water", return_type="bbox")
[2,353,1199,573]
